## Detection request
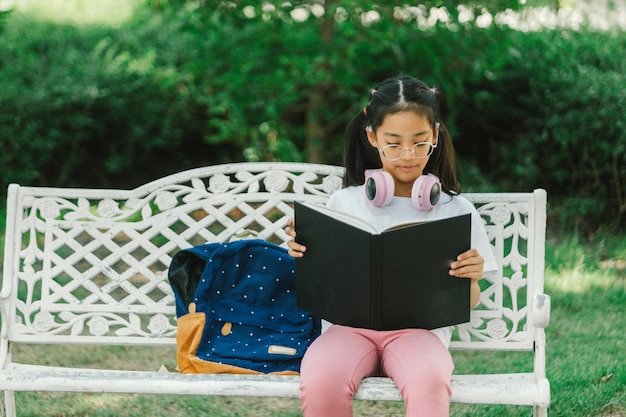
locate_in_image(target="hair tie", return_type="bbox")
[430,87,437,95]
[371,89,377,96]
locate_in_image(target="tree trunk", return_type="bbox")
[305,0,335,163]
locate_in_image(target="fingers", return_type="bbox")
[287,240,307,258]
[285,219,306,258]
[284,227,295,239]
[284,218,297,240]
[449,248,484,280]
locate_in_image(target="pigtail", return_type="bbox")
[424,122,461,195]
[343,110,381,187]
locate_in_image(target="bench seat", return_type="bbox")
[1,363,549,406]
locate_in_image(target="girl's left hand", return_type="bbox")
[449,248,484,281]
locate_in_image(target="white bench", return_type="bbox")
[0,162,551,416]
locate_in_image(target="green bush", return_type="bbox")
[0,9,239,193]
[457,30,626,234]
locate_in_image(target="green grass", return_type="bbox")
[1,233,624,416]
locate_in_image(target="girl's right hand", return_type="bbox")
[285,218,307,258]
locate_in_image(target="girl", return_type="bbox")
[286,75,498,417]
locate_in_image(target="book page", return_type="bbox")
[297,202,377,234]
[382,220,426,232]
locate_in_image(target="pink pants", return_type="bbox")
[299,325,453,417]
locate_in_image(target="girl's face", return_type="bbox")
[366,111,438,197]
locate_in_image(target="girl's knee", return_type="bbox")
[382,331,454,391]
[300,348,377,396]
[299,362,356,416]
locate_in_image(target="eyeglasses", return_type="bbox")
[378,141,437,161]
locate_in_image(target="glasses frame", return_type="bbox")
[377,141,437,161]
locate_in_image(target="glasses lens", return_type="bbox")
[413,142,433,158]
[381,145,402,160]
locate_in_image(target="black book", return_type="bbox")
[294,201,472,331]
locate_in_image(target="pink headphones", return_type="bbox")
[364,169,441,211]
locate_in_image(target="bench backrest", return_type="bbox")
[1,162,546,352]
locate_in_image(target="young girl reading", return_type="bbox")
[286,75,498,417]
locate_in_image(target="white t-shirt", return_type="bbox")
[323,186,499,347]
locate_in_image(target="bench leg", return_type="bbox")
[4,390,16,417]
[534,405,548,417]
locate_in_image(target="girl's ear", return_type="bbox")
[366,126,377,148]
[433,122,440,146]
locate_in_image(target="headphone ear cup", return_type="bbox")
[364,169,394,206]
[411,174,442,211]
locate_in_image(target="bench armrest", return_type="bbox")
[531,294,551,328]
[0,290,9,368]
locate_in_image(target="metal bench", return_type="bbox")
[0,162,551,416]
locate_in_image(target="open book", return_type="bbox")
[294,201,471,330]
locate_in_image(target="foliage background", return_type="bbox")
[0,0,625,235]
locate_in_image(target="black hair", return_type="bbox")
[343,76,460,195]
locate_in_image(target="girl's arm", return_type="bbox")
[449,249,484,308]
[285,218,307,258]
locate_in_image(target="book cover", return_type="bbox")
[294,201,471,330]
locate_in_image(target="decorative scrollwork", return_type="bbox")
[322,174,343,194]
[492,206,512,224]
[208,173,231,193]
[40,199,61,219]
[452,200,531,345]
[155,191,177,211]
[263,172,290,192]
[87,315,110,336]
[148,314,171,336]
[97,198,120,218]
[32,311,55,332]
[486,318,509,339]
[9,163,344,343]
